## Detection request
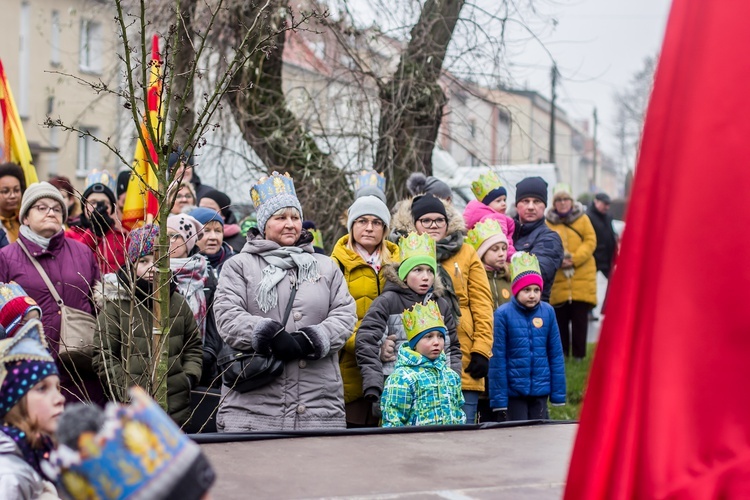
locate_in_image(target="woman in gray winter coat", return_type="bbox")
[214,172,356,431]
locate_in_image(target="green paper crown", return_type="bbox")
[553,182,572,198]
[471,171,503,201]
[310,229,324,249]
[510,251,541,281]
[398,232,436,262]
[466,218,505,252]
[402,300,445,342]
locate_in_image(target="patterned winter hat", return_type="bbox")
[249,172,303,237]
[53,386,216,500]
[510,252,543,296]
[0,282,42,337]
[0,319,58,419]
[239,215,258,237]
[466,219,508,260]
[402,301,447,350]
[127,224,160,263]
[167,214,203,255]
[471,171,507,205]
[397,232,437,280]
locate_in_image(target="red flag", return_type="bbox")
[565,1,750,497]
[122,35,161,231]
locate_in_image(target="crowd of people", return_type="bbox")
[0,157,620,497]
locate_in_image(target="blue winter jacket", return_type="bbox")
[488,297,566,409]
[513,217,563,301]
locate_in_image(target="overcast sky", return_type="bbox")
[503,0,672,156]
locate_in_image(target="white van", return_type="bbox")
[445,164,559,215]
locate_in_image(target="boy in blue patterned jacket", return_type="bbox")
[381,301,465,427]
[489,252,566,421]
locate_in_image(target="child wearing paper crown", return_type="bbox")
[462,171,516,260]
[0,319,65,499]
[356,232,461,416]
[93,224,203,427]
[488,252,566,421]
[467,219,512,310]
[380,301,465,426]
[0,282,43,339]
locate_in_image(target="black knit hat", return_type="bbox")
[116,170,131,197]
[411,194,447,223]
[168,148,194,169]
[0,163,26,191]
[515,176,548,206]
[200,188,232,221]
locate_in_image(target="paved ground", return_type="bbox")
[200,423,577,499]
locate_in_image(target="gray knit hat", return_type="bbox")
[347,195,391,233]
[19,182,68,224]
[355,185,387,204]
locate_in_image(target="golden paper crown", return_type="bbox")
[398,232,436,262]
[249,171,297,209]
[471,171,504,201]
[402,300,446,342]
[354,170,386,192]
[466,218,506,252]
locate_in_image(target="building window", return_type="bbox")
[79,19,102,73]
[77,128,100,177]
[51,11,60,66]
[468,119,476,139]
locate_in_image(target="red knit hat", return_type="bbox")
[0,282,42,337]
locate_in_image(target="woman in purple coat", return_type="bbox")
[0,182,105,405]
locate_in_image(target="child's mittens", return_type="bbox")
[466,353,490,379]
[380,335,397,362]
[364,389,382,420]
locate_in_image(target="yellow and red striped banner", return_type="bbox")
[0,59,39,186]
[122,35,161,231]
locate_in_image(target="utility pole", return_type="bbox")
[549,64,558,164]
[592,107,599,189]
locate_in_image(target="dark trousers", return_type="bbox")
[508,396,549,421]
[555,300,591,359]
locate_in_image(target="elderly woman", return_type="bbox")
[545,184,598,360]
[331,195,399,427]
[214,172,356,431]
[0,182,105,405]
[391,193,494,424]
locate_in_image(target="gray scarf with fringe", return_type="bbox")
[256,246,320,312]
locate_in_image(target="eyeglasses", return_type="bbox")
[0,188,21,197]
[353,217,384,229]
[176,193,194,201]
[417,217,447,228]
[32,204,63,216]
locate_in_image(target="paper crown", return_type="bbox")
[354,170,386,193]
[471,171,504,201]
[0,320,56,417]
[466,219,505,251]
[250,171,297,209]
[510,251,541,281]
[402,300,446,343]
[85,170,117,194]
[398,232,436,262]
[0,282,42,335]
[310,229,324,249]
[54,386,212,500]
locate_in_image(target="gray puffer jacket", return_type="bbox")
[355,265,461,398]
[0,432,58,500]
[214,236,357,432]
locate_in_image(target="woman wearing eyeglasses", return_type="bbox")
[0,182,105,406]
[171,182,197,215]
[391,194,494,424]
[331,195,400,427]
[0,163,26,244]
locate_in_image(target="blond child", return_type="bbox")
[462,171,516,259]
[467,219,513,310]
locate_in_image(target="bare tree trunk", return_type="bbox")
[375,0,465,203]
[227,1,352,242]
[170,0,198,147]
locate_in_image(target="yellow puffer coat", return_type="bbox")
[391,198,494,392]
[545,203,598,306]
[331,235,400,403]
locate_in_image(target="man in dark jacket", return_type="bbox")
[512,177,563,302]
[168,148,214,200]
[587,192,618,278]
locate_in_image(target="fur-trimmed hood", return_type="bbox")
[389,196,466,243]
[381,262,446,296]
[545,201,586,225]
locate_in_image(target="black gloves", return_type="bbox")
[271,330,314,361]
[466,353,490,379]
